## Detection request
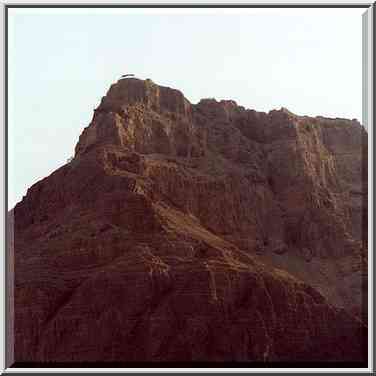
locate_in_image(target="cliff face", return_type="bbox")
[12,78,367,364]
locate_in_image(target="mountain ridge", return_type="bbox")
[11,78,367,364]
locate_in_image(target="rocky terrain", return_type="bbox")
[10,78,367,365]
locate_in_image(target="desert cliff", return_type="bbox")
[12,78,367,364]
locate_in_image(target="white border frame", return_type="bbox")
[1,1,373,373]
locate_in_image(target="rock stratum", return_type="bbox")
[11,78,368,365]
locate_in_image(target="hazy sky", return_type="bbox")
[8,7,365,208]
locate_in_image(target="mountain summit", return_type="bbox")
[12,78,367,364]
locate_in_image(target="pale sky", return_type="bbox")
[8,7,365,208]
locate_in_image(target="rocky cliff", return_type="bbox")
[11,78,367,365]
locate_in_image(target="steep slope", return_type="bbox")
[12,78,367,364]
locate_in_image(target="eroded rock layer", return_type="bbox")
[12,78,367,364]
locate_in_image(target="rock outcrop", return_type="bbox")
[11,78,367,365]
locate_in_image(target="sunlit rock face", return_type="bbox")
[12,78,367,364]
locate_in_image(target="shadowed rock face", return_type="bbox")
[12,78,367,364]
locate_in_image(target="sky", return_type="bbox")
[8,7,365,208]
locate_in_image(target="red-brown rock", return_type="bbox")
[11,78,367,365]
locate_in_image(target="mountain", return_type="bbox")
[11,78,367,365]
